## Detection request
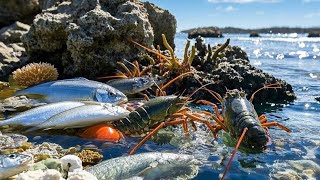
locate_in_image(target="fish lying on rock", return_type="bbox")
[87,152,200,180]
[27,103,130,131]
[0,154,33,179]
[106,77,155,95]
[15,78,127,104]
[0,101,86,127]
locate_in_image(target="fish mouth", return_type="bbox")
[118,97,128,104]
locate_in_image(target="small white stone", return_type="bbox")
[60,155,83,172]
[67,169,97,180]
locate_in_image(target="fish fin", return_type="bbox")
[81,101,102,105]
[17,93,47,100]
[25,126,41,132]
[68,77,89,81]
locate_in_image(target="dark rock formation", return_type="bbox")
[0,22,30,44]
[165,40,295,103]
[22,0,176,78]
[188,27,223,39]
[308,32,320,37]
[249,32,260,37]
[0,0,41,27]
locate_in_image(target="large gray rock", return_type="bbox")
[0,0,41,27]
[22,0,176,78]
[143,2,176,49]
[0,22,30,44]
[0,42,27,78]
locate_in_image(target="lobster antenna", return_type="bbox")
[249,83,282,102]
[185,82,218,102]
[221,128,248,180]
[194,77,223,104]
[161,72,193,91]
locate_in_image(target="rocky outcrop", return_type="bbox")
[22,0,176,78]
[165,40,295,103]
[0,22,30,44]
[143,2,176,49]
[187,27,223,39]
[249,32,260,37]
[308,32,320,37]
[0,42,27,78]
[0,0,41,27]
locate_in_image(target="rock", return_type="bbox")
[143,2,176,49]
[288,160,320,175]
[0,96,44,112]
[17,169,64,180]
[181,40,295,103]
[31,158,63,172]
[0,22,30,44]
[315,97,320,102]
[0,42,27,78]
[67,170,98,180]
[307,32,320,37]
[187,27,223,39]
[0,0,41,27]
[249,31,260,37]
[60,155,83,172]
[22,0,176,78]
[0,81,9,90]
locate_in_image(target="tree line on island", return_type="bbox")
[182,26,320,38]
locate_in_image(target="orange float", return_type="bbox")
[79,123,124,142]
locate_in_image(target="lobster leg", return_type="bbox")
[129,119,187,155]
[201,111,228,132]
[184,113,216,137]
[261,122,292,133]
[221,128,248,180]
[258,114,268,124]
[197,100,223,121]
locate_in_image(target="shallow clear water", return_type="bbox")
[11,33,320,179]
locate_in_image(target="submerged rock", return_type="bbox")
[22,0,176,78]
[249,32,260,37]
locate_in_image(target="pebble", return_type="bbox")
[33,136,41,140]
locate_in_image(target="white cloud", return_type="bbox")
[304,12,320,18]
[225,5,237,11]
[208,0,280,3]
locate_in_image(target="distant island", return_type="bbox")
[181,26,320,38]
[181,26,320,34]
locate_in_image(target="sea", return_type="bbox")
[24,33,320,179]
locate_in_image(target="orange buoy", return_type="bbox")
[79,123,124,142]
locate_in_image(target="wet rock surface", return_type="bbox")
[22,0,176,78]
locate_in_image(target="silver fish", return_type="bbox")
[27,103,130,131]
[0,154,33,179]
[0,101,86,127]
[107,77,154,95]
[87,152,199,180]
[15,78,128,104]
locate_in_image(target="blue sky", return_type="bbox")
[146,0,320,31]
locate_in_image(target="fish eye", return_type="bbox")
[109,92,116,97]
[9,154,16,159]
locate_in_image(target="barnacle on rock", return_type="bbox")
[12,62,58,87]
[76,149,103,166]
